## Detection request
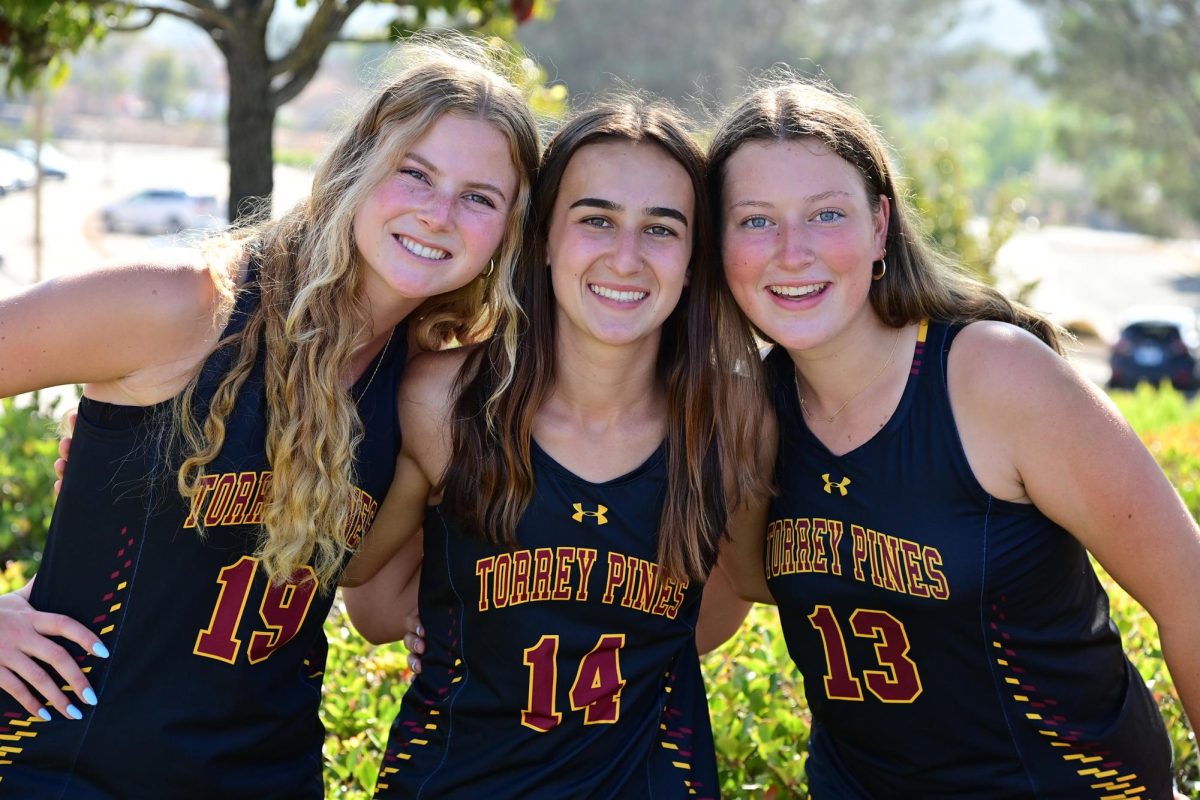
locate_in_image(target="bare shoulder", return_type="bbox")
[948,320,1080,410]
[948,320,1109,501]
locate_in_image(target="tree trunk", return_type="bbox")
[223,34,276,224]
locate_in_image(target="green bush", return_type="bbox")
[0,394,62,566]
[2,388,1197,797]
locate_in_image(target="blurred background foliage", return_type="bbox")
[3,385,1197,797]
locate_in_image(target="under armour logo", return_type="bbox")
[822,474,851,496]
[572,503,608,525]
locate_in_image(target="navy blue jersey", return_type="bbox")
[0,274,404,799]
[764,321,1174,799]
[374,440,718,799]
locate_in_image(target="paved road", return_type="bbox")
[0,140,311,289]
[0,141,312,408]
[994,225,1200,386]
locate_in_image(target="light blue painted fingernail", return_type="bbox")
[92,641,110,658]
[37,707,51,721]
[66,704,83,720]
[82,688,98,706]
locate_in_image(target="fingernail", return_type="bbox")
[66,704,83,720]
[37,707,51,721]
[416,625,424,638]
[92,641,110,658]
[82,688,98,705]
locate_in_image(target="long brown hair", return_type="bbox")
[707,76,1065,353]
[174,37,541,591]
[441,96,770,583]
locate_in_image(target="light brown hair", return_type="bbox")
[707,76,1064,353]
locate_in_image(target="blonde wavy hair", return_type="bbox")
[174,35,541,592]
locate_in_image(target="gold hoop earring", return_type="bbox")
[872,257,887,281]
[482,259,495,279]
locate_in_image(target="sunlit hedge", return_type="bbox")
[3,385,1196,797]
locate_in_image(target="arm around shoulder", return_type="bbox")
[0,258,228,401]
[717,407,777,605]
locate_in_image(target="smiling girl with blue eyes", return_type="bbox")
[712,78,1200,799]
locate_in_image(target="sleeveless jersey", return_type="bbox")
[373,440,719,799]
[764,320,1174,799]
[0,273,405,799]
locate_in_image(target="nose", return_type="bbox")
[417,190,454,232]
[609,229,644,277]
[779,221,814,271]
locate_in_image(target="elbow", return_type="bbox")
[346,614,393,646]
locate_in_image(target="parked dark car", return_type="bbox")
[1109,305,1200,390]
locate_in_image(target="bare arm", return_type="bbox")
[951,322,1200,727]
[342,534,424,646]
[695,561,751,654]
[0,259,226,403]
[717,409,778,605]
[340,350,463,644]
[0,260,226,720]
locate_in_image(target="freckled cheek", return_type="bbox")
[370,178,423,210]
[461,215,508,256]
[722,240,771,288]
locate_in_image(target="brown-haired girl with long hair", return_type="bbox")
[711,77,1200,798]
[0,37,538,797]
[341,96,770,798]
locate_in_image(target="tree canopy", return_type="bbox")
[1022,0,1200,231]
[2,0,549,221]
[0,0,124,90]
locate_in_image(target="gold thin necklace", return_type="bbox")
[354,326,395,400]
[796,327,903,424]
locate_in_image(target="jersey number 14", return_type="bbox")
[521,634,626,732]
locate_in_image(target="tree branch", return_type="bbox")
[101,0,234,35]
[269,0,363,80]
[108,9,162,32]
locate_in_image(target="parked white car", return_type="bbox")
[0,148,37,195]
[100,189,226,235]
[10,139,73,179]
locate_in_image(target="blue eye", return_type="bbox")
[815,209,845,223]
[742,216,771,229]
[400,168,429,184]
[465,192,496,208]
[646,224,676,237]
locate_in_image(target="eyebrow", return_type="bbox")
[569,197,689,227]
[729,190,852,209]
[407,152,509,203]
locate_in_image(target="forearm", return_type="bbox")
[695,564,752,654]
[343,533,424,645]
[1159,623,1200,728]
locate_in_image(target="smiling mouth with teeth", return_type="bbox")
[397,235,451,261]
[770,283,827,298]
[590,284,648,303]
